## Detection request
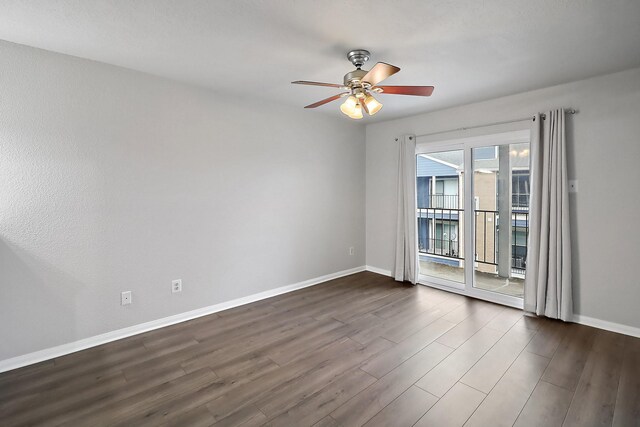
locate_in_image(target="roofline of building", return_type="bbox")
[419,154,461,169]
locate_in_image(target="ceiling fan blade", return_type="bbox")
[361,62,401,86]
[304,93,349,108]
[292,80,345,88]
[376,85,435,96]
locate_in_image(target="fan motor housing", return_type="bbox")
[343,69,368,87]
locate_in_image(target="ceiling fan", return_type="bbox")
[292,49,434,119]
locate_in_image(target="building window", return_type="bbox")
[512,172,530,208]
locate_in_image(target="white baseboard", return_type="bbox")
[573,314,640,338]
[0,265,366,374]
[365,265,393,277]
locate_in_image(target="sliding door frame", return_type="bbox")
[415,130,531,309]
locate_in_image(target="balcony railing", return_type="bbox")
[431,194,459,209]
[417,207,462,261]
[475,210,529,276]
[419,237,461,258]
[417,207,529,277]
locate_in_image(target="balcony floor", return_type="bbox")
[419,260,524,298]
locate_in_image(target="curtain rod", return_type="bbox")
[413,108,578,139]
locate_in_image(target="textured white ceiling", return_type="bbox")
[1,0,639,121]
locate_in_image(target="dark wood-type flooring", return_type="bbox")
[1,271,639,426]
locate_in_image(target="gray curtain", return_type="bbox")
[394,135,417,284]
[524,110,573,321]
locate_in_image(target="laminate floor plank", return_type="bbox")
[414,382,486,427]
[350,293,462,345]
[314,286,405,322]
[254,338,393,418]
[264,318,349,365]
[0,359,55,382]
[524,318,567,359]
[124,357,277,426]
[264,368,377,427]
[267,276,360,307]
[161,404,216,427]
[464,351,550,427]
[330,341,453,426]
[271,276,381,315]
[380,297,463,343]
[460,321,538,393]
[516,314,546,331]
[208,354,280,382]
[206,337,368,423]
[183,315,321,372]
[415,325,505,397]
[333,288,412,323]
[0,340,151,399]
[563,329,626,427]
[0,272,634,426]
[312,416,341,427]
[484,307,525,332]
[436,302,505,348]
[362,385,438,427]
[540,322,597,391]
[371,286,452,320]
[613,335,640,427]
[360,318,456,378]
[211,404,267,427]
[343,313,386,340]
[44,362,191,425]
[0,370,129,424]
[267,272,383,307]
[62,368,218,426]
[0,358,128,411]
[118,377,235,426]
[513,380,574,427]
[192,305,278,339]
[48,335,148,370]
[440,298,493,323]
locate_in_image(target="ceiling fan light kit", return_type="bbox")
[340,95,358,116]
[293,49,434,119]
[364,94,383,115]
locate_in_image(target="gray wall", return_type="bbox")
[366,68,640,330]
[0,41,365,360]
[2,37,638,362]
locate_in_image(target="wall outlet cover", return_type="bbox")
[121,291,132,306]
[172,279,182,293]
[568,180,579,193]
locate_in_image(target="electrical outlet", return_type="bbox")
[121,291,132,306]
[172,279,182,293]
[349,247,355,256]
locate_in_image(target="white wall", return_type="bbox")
[0,41,365,361]
[366,68,640,331]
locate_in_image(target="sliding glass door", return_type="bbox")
[416,131,531,308]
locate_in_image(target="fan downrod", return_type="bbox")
[347,49,370,69]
